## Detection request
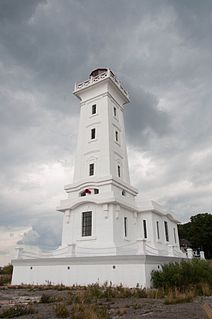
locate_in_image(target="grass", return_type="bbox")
[72,303,111,319]
[0,305,36,318]
[66,283,157,304]
[40,293,62,303]
[164,288,195,305]
[54,303,69,318]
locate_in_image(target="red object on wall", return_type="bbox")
[85,189,91,194]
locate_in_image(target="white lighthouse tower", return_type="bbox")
[12,69,186,287]
[59,68,138,255]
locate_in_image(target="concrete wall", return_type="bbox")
[12,255,184,288]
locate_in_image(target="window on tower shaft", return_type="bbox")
[143,220,147,239]
[89,163,94,176]
[82,211,92,236]
[124,217,127,237]
[117,165,121,177]
[114,107,117,117]
[115,131,119,142]
[91,128,96,139]
[92,104,96,115]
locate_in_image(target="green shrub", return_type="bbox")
[0,264,13,275]
[151,259,212,290]
[0,274,12,286]
[0,305,35,318]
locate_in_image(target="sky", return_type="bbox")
[0,0,212,265]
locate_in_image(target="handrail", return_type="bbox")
[74,69,129,99]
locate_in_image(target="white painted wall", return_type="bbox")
[12,255,184,288]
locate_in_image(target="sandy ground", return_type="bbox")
[0,287,211,319]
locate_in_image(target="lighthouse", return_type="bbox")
[12,69,186,287]
[58,68,138,254]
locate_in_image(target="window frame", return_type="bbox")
[117,165,121,177]
[94,188,99,194]
[173,227,177,244]
[156,221,160,240]
[164,221,169,242]
[82,211,92,237]
[143,220,147,239]
[91,128,96,140]
[124,217,128,237]
[92,104,97,115]
[89,163,94,176]
[115,130,119,142]
[113,107,117,117]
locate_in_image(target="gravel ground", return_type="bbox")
[0,287,211,319]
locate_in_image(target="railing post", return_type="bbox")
[200,250,205,260]
[187,248,193,259]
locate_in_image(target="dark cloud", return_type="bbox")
[0,0,46,23]
[171,0,212,47]
[125,85,171,147]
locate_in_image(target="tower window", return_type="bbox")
[94,188,99,194]
[82,211,92,236]
[91,128,96,139]
[117,165,121,177]
[122,190,126,196]
[164,221,169,241]
[115,131,119,142]
[89,163,94,176]
[124,217,127,237]
[114,107,117,117]
[92,104,96,114]
[143,220,147,239]
[156,221,160,240]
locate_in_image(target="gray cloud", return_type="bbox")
[125,85,171,147]
[17,216,62,250]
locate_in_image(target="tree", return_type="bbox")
[0,264,13,275]
[178,213,212,259]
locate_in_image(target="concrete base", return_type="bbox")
[12,255,184,288]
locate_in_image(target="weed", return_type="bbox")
[39,293,62,303]
[164,288,195,305]
[0,304,36,318]
[54,303,69,318]
[197,283,211,296]
[115,308,127,316]
[72,303,110,319]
